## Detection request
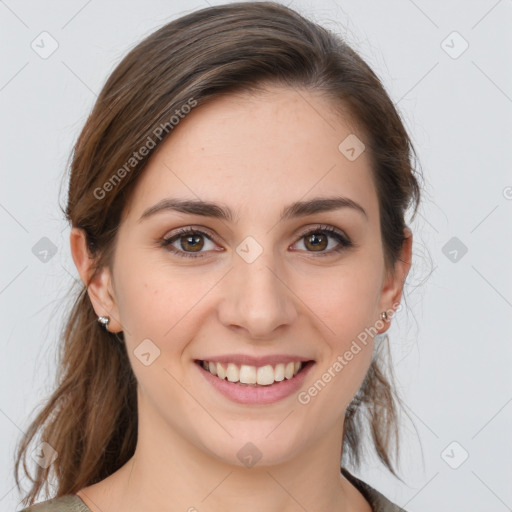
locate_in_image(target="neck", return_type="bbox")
[78,396,370,512]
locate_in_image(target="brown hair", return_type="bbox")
[15,1,421,506]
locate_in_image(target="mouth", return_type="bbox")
[195,359,314,387]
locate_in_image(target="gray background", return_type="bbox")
[1,1,511,511]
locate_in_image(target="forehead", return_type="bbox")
[123,86,378,224]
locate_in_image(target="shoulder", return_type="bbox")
[18,494,91,512]
[341,467,408,512]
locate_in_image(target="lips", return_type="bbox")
[195,356,315,405]
[200,360,303,386]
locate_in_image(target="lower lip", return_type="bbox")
[197,361,314,405]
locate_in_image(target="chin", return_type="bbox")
[195,425,308,469]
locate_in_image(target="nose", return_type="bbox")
[217,249,299,339]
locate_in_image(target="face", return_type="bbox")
[74,85,410,468]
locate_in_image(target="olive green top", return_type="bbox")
[18,468,407,512]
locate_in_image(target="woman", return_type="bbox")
[15,2,421,511]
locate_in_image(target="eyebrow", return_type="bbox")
[138,196,368,223]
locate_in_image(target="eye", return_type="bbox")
[160,224,353,259]
[291,225,353,256]
[160,227,220,259]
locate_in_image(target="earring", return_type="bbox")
[381,311,388,321]
[97,315,110,331]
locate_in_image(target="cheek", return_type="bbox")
[301,264,382,344]
[114,254,213,347]
[297,261,379,402]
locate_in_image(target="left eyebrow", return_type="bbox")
[281,196,368,221]
[138,196,368,223]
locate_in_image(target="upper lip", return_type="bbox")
[196,354,314,367]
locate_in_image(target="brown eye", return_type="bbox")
[161,228,219,258]
[179,233,205,252]
[304,232,328,251]
[292,225,353,256]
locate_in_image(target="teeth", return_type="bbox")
[240,365,257,384]
[284,362,294,379]
[217,363,226,380]
[256,365,274,385]
[201,360,304,385]
[274,363,285,382]
[226,363,239,383]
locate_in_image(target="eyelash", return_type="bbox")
[159,225,353,259]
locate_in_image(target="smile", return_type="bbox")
[200,360,303,386]
[196,358,314,404]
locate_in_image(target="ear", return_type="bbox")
[376,227,413,333]
[69,227,123,333]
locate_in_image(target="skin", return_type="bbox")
[71,85,412,512]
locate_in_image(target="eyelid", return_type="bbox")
[295,224,349,242]
[162,225,218,242]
